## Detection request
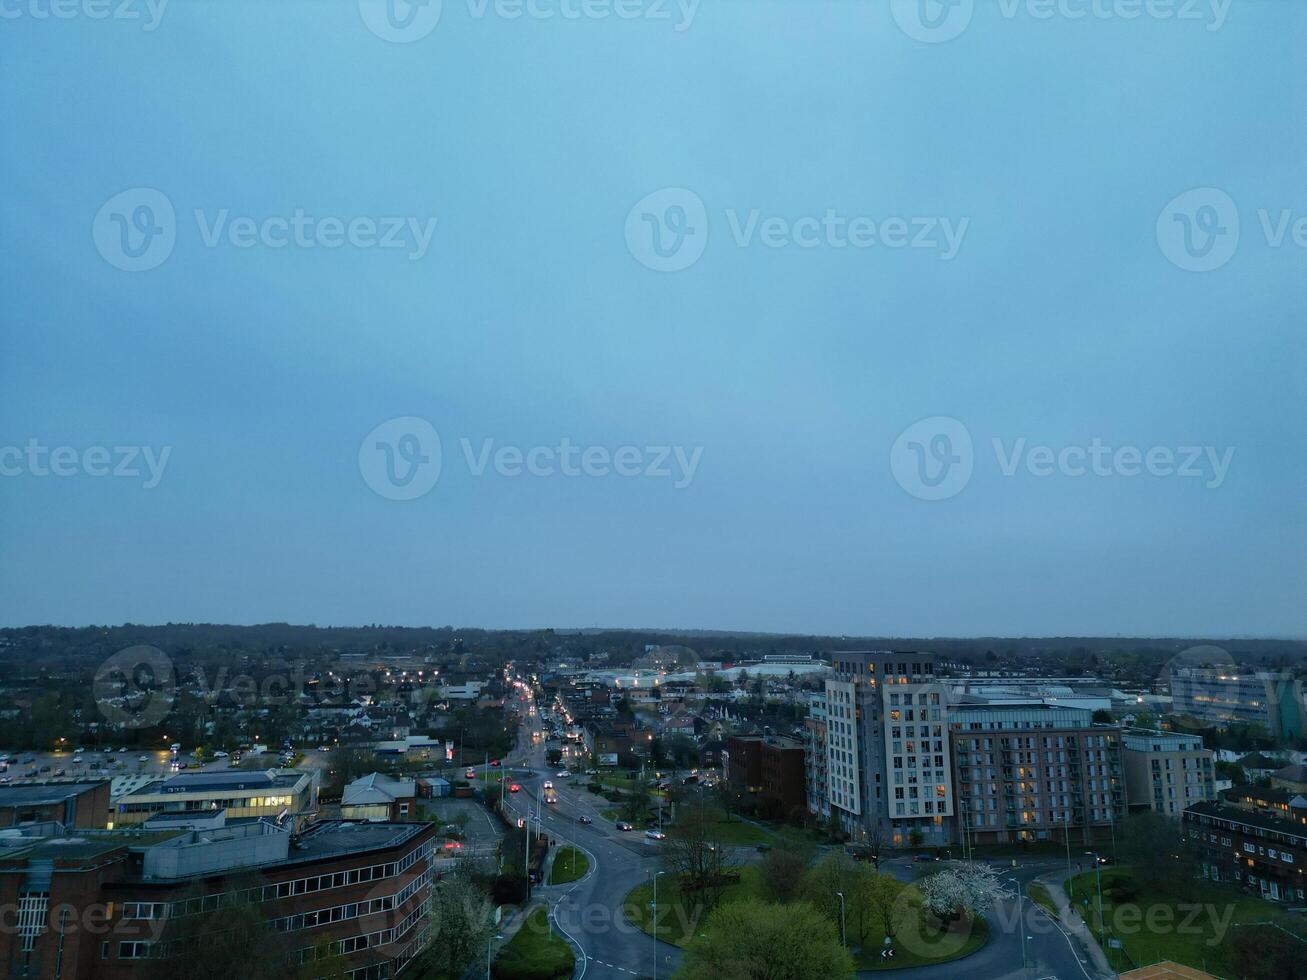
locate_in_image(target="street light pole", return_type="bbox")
[1086,852,1105,950]
[836,891,846,947]
[1007,877,1028,977]
[652,871,666,980]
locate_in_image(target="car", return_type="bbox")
[72,756,82,764]
[585,768,599,775]
[645,829,667,840]
[0,777,10,784]
[52,768,65,776]
[543,780,553,790]
[616,821,634,831]
[442,840,463,850]
[74,747,84,754]
[578,815,593,824]
[214,751,229,759]
[914,853,936,862]
[38,765,51,773]
[490,759,501,767]
[509,784,521,793]
[556,771,570,778]
[465,768,476,779]
[138,755,148,762]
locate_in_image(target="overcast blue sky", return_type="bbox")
[1,0,1303,637]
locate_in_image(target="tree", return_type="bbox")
[1091,709,1114,724]
[678,899,854,980]
[801,851,860,931]
[1232,924,1305,980]
[858,869,913,945]
[759,844,811,904]
[149,876,291,980]
[1118,812,1197,892]
[422,873,495,978]
[663,805,735,907]
[918,864,1004,921]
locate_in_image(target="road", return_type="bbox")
[499,690,676,979]
[498,684,1109,980]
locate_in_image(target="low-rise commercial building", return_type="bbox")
[110,770,316,830]
[342,774,418,822]
[1170,667,1304,739]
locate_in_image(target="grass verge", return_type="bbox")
[549,846,589,885]
[493,906,575,980]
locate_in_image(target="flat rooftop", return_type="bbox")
[144,770,306,795]
[0,781,106,807]
[289,819,427,861]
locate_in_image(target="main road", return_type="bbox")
[497,683,1108,980]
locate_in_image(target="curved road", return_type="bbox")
[498,689,1109,980]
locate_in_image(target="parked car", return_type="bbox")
[645,829,666,840]
[616,821,634,832]
[556,771,570,778]
[578,815,593,824]
[913,853,936,863]
[52,768,65,776]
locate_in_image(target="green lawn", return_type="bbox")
[493,906,575,980]
[623,865,762,946]
[549,847,589,885]
[855,908,988,971]
[1064,868,1307,976]
[1026,882,1058,918]
[622,865,988,969]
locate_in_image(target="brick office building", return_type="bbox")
[0,782,110,831]
[725,735,807,814]
[0,814,440,979]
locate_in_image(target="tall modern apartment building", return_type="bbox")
[948,703,1126,846]
[803,691,830,824]
[1170,667,1304,739]
[1121,728,1216,816]
[824,651,953,846]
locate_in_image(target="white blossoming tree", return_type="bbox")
[918,864,1005,921]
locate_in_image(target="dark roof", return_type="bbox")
[1236,753,1287,769]
[1271,764,1307,782]
[0,781,106,808]
[155,770,303,794]
[1185,800,1307,843]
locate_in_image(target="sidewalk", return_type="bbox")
[1037,869,1118,980]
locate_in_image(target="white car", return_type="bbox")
[543,780,553,790]
[645,829,667,840]
[556,771,570,778]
